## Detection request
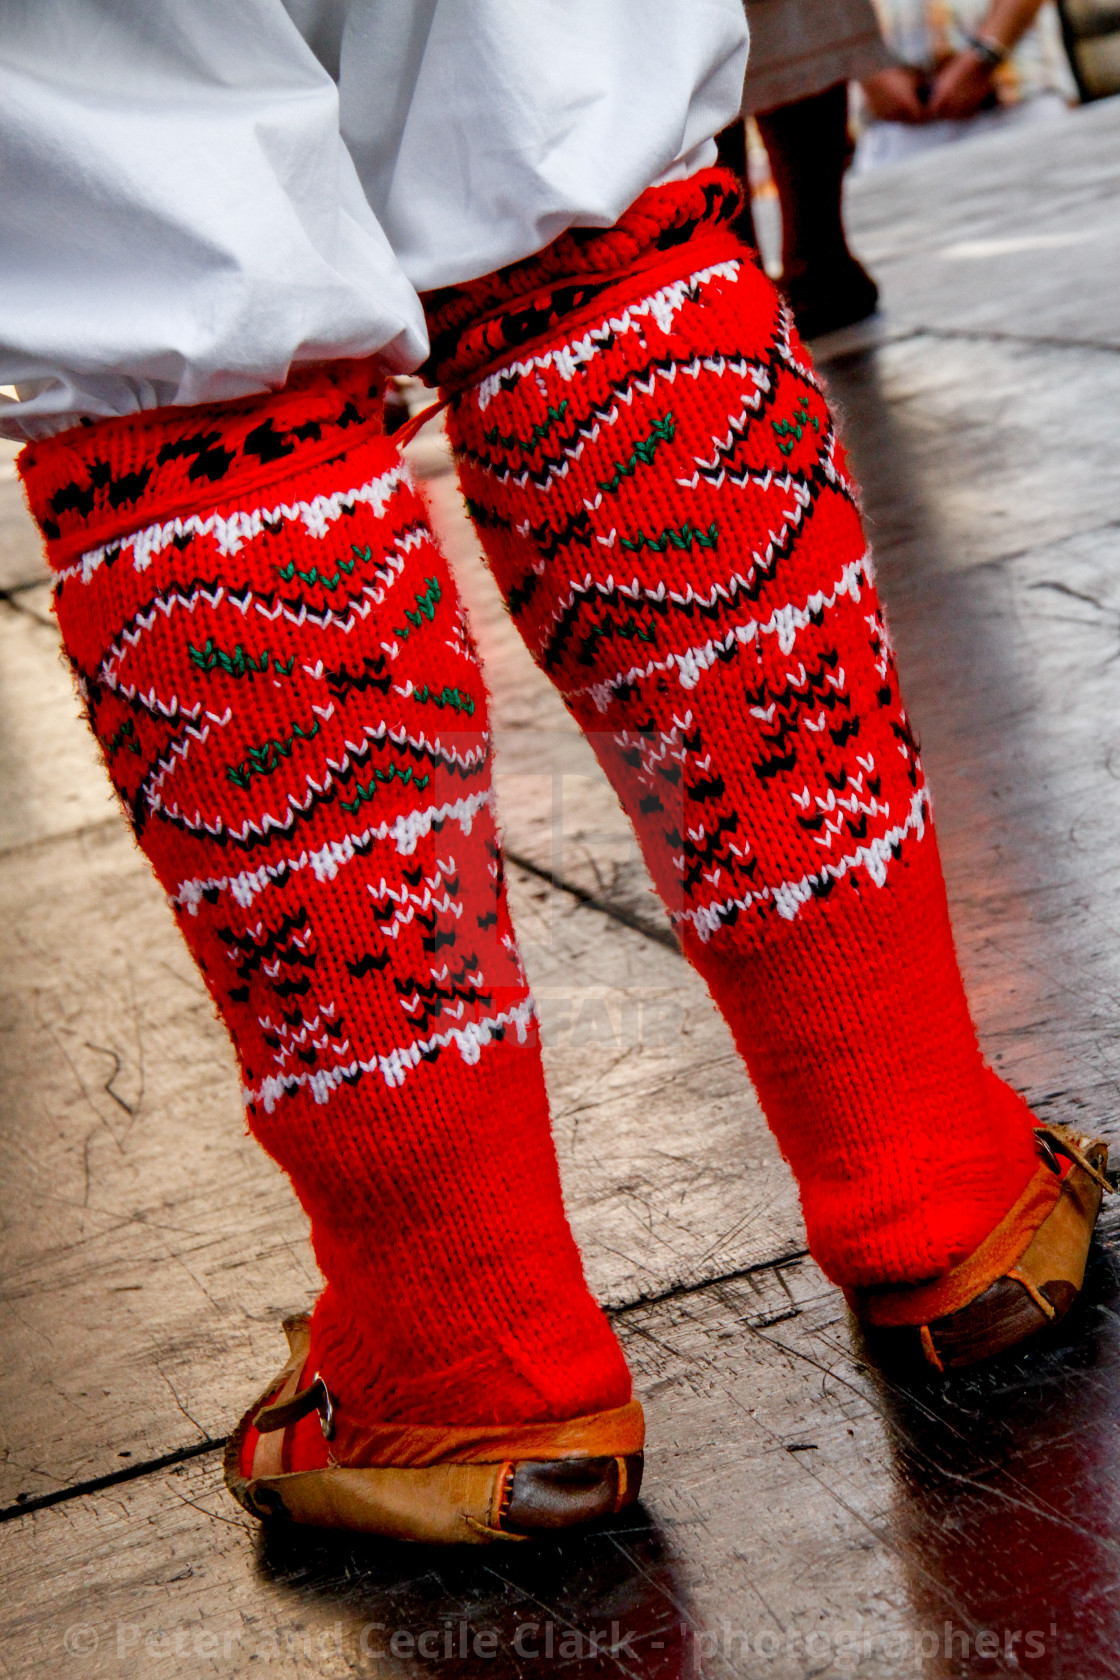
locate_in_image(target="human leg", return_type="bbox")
[713,117,761,249]
[754,83,879,338]
[18,362,639,1531]
[422,173,1106,1363]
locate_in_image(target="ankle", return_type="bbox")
[308,1283,632,1430]
[803,1076,1042,1288]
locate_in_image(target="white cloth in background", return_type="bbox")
[852,0,1077,175]
[852,87,1068,173]
[0,0,749,439]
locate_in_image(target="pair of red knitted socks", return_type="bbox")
[19,172,1037,1450]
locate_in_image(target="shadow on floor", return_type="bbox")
[244,1226,1120,1679]
[862,1225,1120,1678]
[255,1502,697,1676]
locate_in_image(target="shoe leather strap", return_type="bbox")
[253,1386,645,1468]
[1035,1122,1112,1193]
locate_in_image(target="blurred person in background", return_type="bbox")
[718,0,891,337]
[856,0,1078,170]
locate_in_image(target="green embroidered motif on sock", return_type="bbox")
[189,640,295,680]
[483,402,569,451]
[598,413,675,493]
[277,555,357,588]
[103,716,142,760]
[772,398,820,457]
[413,684,476,717]
[340,764,431,813]
[620,520,717,555]
[394,578,441,641]
[581,617,655,657]
[227,720,320,788]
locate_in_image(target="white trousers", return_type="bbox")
[0,0,749,438]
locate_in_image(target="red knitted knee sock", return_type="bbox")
[424,173,1039,1288]
[18,363,630,1454]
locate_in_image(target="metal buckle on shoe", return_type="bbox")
[253,1371,338,1439]
[1035,1132,1063,1175]
[312,1372,336,1441]
[1033,1123,1113,1193]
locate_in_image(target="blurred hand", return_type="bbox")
[861,66,928,123]
[928,49,996,118]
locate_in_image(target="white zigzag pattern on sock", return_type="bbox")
[60,463,413,584]
[243,995,536,1109]
[536,487,814,654]
[149,714,487,827]
[473,262,742,411]
[478,354,756,495]
[676,786,930,941]
[98,528,431,711]
[573,553,871,712]
[173,789,494,914]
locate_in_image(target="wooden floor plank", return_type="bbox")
[6,1248,1120,1678]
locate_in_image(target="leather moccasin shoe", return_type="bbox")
[224,1316,644,1542]
[849,1123,1112,1371]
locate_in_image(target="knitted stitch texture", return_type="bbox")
[18,362,631,1434]
[427,171,1039,1287]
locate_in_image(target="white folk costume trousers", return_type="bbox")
[0,0,749,439]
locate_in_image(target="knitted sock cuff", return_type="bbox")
[420,169,747,391]
[18,358,385,571]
